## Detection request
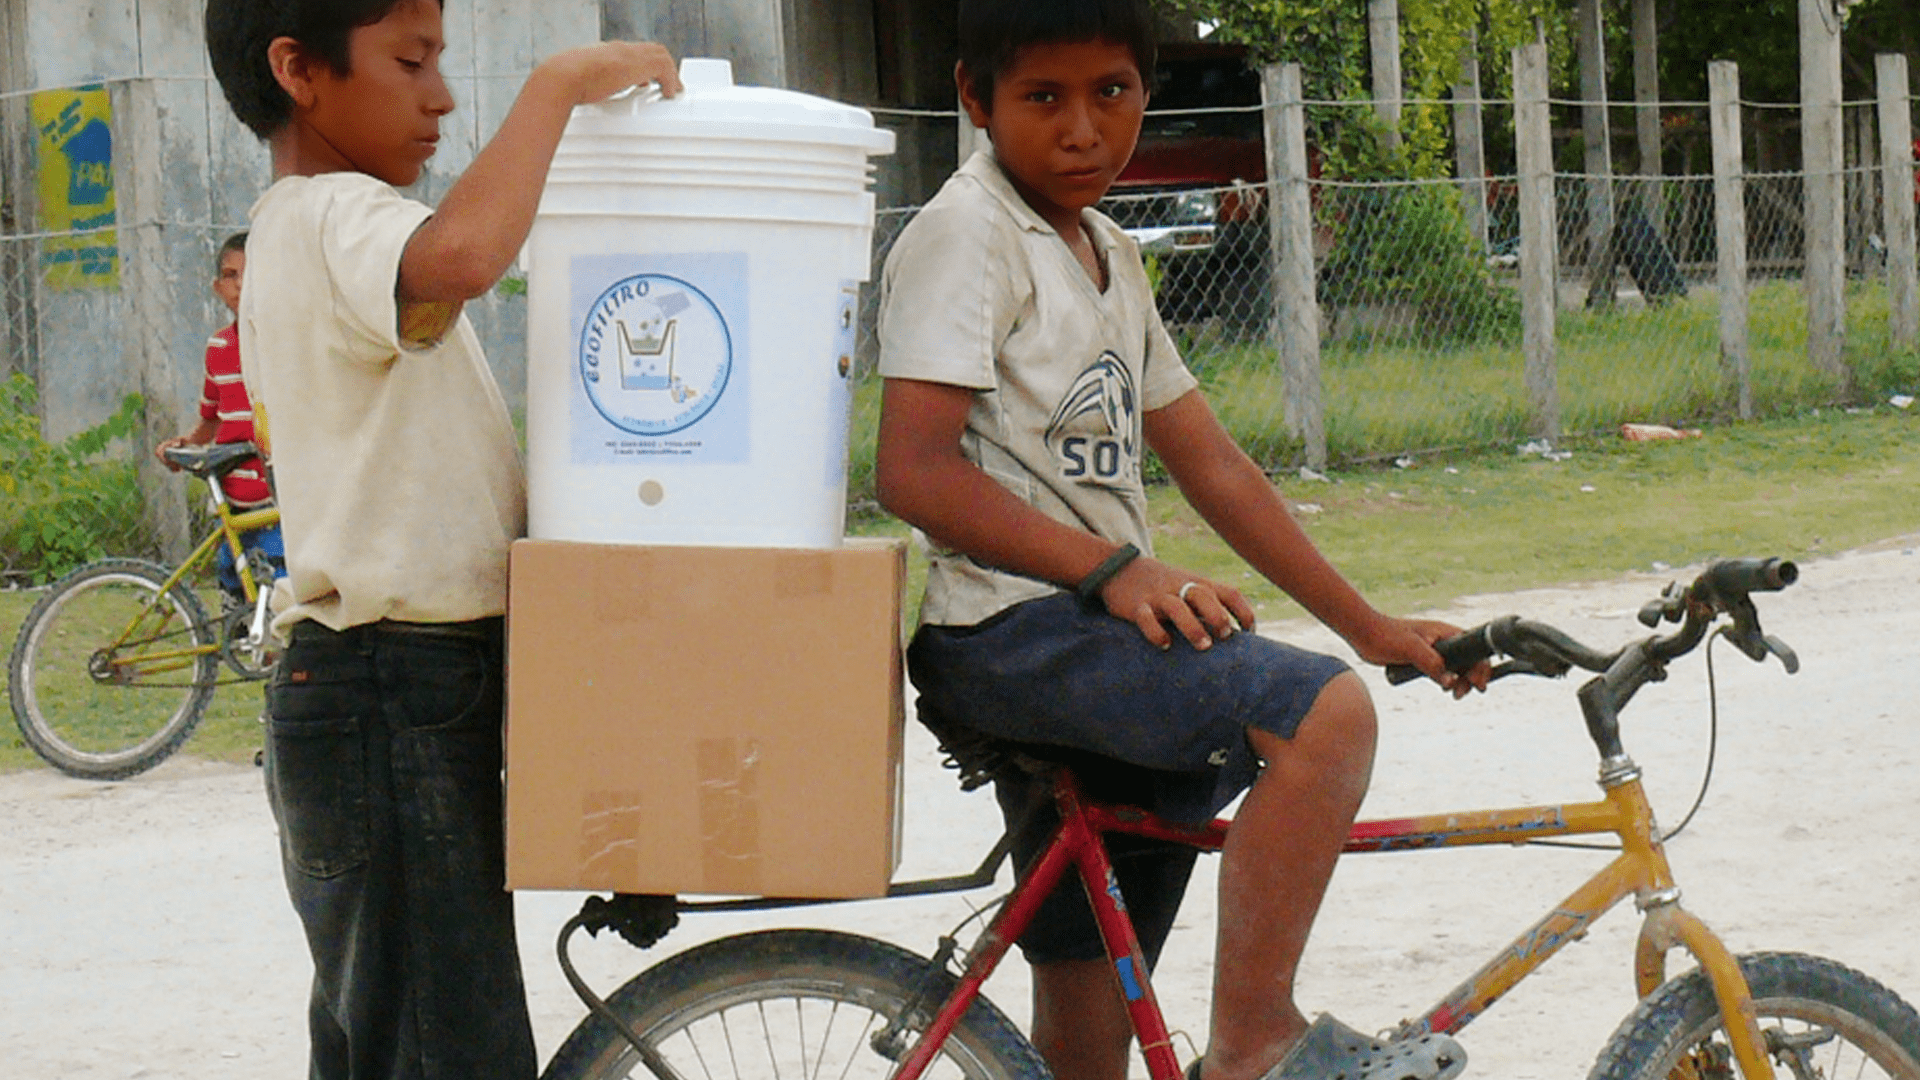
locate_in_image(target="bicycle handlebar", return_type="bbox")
[1384,557,1798,688]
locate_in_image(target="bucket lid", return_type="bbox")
[565,58,895,157]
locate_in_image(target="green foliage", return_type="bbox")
[1315,112,1519,344]
[0,375,147,583]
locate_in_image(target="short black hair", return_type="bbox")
[957,0,1157,111]
[217,232,248,263]
[204,0,444,139]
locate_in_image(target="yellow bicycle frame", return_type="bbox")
[102,502,281,680]
[1351,760,1774,1078]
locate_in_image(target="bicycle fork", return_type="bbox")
[1635,897,1773,1078]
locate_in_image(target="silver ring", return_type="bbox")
[1177,581,1198,602]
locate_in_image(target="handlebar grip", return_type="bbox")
[1385,624,1499,686]
[1703,557,1798,595]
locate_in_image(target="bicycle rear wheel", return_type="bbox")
[1588,951,1920,1080]
[8,559,217,780]
[541,929,1048,1080]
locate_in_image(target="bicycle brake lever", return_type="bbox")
[1638,581,1687,627]
[1765,634,1800,674]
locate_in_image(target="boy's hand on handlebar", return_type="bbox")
[1101,557,1255,652]
[543,40,683,106]
[153,435,190,470]
[1356,617,1489,698]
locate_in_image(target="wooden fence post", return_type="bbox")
[1577,0,1617,305]
[1262,62,1326,470]
[1453,32,1489,253]
[1877,53,1918,350]
[1710,61,1753,420]
[1368,0,1402,148]
[1799,0,1849,390]
[1514,42,1559,441]
[1632,0,1665,231]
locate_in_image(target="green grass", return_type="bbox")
[8,405,1920,776]
[1150,404,1920,621]
[1192,281,1920,466]
[1,584,267,775]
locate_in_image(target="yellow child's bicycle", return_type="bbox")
[8,442,281,780]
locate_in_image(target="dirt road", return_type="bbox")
[4,543,1917,1079]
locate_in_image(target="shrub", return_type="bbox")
[0,374,147,583]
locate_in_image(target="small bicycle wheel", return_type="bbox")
[1588,951,1920,1080]
[8,559,217,780]
[541,929,1049,1080]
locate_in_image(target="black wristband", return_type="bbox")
[1074,543,1140,612]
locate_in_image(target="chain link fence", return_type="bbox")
[5,77,1919,582]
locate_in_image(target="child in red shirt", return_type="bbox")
[154,232,282,596]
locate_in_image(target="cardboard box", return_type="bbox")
[505,537,907,898]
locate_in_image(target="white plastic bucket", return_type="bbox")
[525,57,895,548]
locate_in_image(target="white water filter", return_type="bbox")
[525,58,895,547]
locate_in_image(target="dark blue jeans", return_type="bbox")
[265,618,535,1080]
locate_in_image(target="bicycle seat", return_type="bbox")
[917,704,1067,792]
[163,441,260,480]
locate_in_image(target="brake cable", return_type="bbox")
[1523,627,1726,852]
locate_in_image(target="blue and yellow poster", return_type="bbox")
[31,86,119,288]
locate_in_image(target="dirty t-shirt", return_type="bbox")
[877,151,1199,628]
[239,172,526,635]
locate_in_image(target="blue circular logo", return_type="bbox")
[578,274,732,435]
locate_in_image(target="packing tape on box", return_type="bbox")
[697,737,765,895]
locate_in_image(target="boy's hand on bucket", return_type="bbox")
[546,40,684,105]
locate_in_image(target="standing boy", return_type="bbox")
[875,4,1478,1080]
[153,232,282,596]
[203,2,681,1077]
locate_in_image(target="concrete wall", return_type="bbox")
[601,0,959,207]
[3,0,599,442]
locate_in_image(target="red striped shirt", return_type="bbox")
[197,322,272,507]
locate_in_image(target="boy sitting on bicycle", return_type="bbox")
[204,1,680,1076]
[152,231,283,600]
[874,4,1479,1080]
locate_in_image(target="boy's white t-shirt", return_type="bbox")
[239,172,526,634]
[878,150,1199,628]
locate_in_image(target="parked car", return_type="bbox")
[1103,42,1269,327]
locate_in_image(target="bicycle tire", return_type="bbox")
[7,559,217,780]
[541,928,1049,1080]
[1587,951,1920,1080]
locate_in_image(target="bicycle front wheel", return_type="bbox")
[1588,951,1920,1080]
[542,929,1049,1080]
[8,559,217,780]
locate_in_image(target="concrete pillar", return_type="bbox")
[1453,33,1489,253]
[1368,0,1403,148]
[1262,63,1325,470]
[1577,0,1616,306]
[1800,0,1849,390]
[1514,42,1559,441]
[1632,0,1664,230]
[1710,62,1753,419]
[117,80,191,562]
[1878,53,1918,349]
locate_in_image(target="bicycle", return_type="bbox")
[534,556,1920,1080]
[7,441,281,780]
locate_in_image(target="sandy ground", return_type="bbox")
[5,541,1919,1080]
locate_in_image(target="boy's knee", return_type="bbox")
[1249,671,1376,771]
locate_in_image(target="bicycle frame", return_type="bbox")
[100,501,280,681]
[894,759,1776,1080]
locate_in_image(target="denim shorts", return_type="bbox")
[908,592,1350,964]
